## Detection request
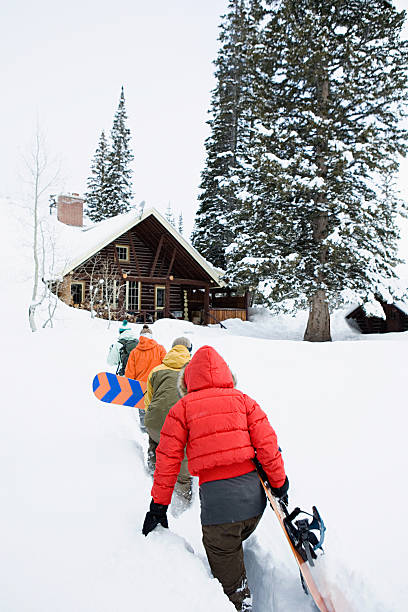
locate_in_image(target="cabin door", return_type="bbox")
[154,285,166,320]
[71,282,84,305]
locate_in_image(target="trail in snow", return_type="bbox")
[133,405,316,611]
[245,537,316,612]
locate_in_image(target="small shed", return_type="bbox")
[346,301,408,334]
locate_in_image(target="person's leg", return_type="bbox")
[202,521,245,599]
[175,453,193,503]
[202,515,261,610]
[138,408,147,432]
[146,433,159,474]
[241,515,262,542]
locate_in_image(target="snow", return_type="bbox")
[264,152,292,169]
[1,197,408,611]
[309,176,326,188]
[363,300,386,319]
[342,151,354,163]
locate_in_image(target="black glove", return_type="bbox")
[142,500,169,536]
[270,476,289,506]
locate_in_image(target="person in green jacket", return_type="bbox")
[144,337,192,504]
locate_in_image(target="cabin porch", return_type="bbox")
[62,276,249,325]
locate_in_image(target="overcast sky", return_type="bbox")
[1,0,408,250]
[1,0,228,233]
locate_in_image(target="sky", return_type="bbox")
[0,0,228,233]
[1,0,408,246]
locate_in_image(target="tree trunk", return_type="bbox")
[29,304,37,333]
[304,289,331,342]
[304,70,331,343]
[29,134,41,332]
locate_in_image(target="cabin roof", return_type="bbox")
[58,207,225,286]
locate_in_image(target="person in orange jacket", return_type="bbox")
[125,325,166,431]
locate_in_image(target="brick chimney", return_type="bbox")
[57,194,84,227]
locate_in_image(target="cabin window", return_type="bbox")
[71,282,84,305]
[116,244,129,262]
[126,281,140,312]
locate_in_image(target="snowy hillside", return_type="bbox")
[1,197,408,611]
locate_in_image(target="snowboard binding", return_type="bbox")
[281,504,326,566]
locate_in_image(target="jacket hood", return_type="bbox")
[136,336,159,351]
[162,345,191,370]
[180,346,236,394]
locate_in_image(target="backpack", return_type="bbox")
[117,337,139,375]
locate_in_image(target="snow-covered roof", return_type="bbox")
[57,207,225,286]
[395,300,408,316]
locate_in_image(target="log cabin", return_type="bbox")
[55,194,250,325]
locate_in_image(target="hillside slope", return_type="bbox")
[1,197,407,611]
[1,309,407,611]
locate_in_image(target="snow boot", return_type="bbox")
[171,478,193,516]
[147,437,158,475]
[228,576,252,611]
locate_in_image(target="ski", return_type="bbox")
[255,461,335,612]
[92,372,146,409]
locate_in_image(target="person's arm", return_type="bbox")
[124,351,134,379]
[107,342,120,366]
[145,370,154,410]
[151,398,187,505]
[245,395,286,488]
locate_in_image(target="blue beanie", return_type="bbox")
[119,319,131,333]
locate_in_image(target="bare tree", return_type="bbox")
[23,125,59,331]
[83,255,104,318]
[82,253,125,324]
[41,221,67,328]
[99,257,125,327]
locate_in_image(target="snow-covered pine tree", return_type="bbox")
[85,131,110,222]
[165,202,176,227]
[105,86,134,217]
[178,213,184,235]
[227,0,408,341]
[191,0,262,269]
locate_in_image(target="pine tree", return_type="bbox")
[165,202,176,227]
[105,86,134,217]
[226,0,408,341]
[85,131,110,222]
[178,213,184,235]
[191,0,263,269]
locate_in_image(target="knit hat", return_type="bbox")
[119,319,131,333]
[172,336,193,353]
[140,324,153,337]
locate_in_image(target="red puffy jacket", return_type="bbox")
[151,345,286,505]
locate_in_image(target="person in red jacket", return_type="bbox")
[142,346,288,612]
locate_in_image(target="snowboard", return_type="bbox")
[92,372,147,410]
[255,463,336,612]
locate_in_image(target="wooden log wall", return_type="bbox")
[209,308,247,322]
